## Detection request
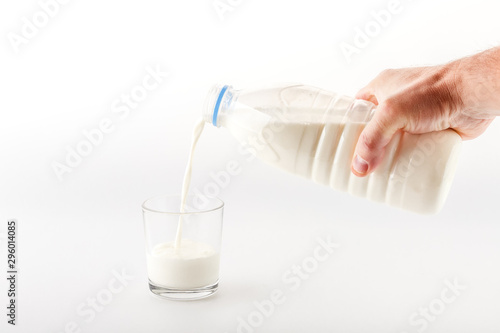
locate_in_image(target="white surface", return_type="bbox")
[1,0,499,332]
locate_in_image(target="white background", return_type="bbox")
[1,0,500,332]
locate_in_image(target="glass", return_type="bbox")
[142,194,224,300]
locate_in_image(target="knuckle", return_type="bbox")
[378,98,399,120]
[359,130,380,152]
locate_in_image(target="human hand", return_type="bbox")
[351,47,500,177]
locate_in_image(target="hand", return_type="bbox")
[351,47,500,177]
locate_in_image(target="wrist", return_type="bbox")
[452,48,500,115]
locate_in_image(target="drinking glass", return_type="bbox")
[142,194,223,300]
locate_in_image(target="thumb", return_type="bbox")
[351,102,404,177]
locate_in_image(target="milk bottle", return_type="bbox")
[202,84,461,214]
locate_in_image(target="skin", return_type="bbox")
[351,47,500,177]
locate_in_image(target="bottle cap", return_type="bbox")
[203,84,232,127]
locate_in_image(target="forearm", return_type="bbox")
[451,47,500,116]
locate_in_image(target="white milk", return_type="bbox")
[174,118,205,250]
[147,239,219,288]
[148,119,220,289]
[221,106,461,214]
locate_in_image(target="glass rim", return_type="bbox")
[141,194,224,215]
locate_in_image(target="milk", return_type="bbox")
[148,119,220,289]
[230,120,461,214]
[147,239,219,288]
[174,119,205,250]
[205,84,462,214]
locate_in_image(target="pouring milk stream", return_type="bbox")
[147,119,220,289]
[174,119,205,251]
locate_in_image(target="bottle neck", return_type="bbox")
[202,84,376,127]
[203,85,235,128]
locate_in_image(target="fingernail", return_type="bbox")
[353,155,369,175]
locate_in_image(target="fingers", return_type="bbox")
[351,101,405,177]
[352,69,409,177]
[356,68,420,105]
[356,86,378,105]
[355,69,397,105]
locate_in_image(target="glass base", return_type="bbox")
[148,280,219,301]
